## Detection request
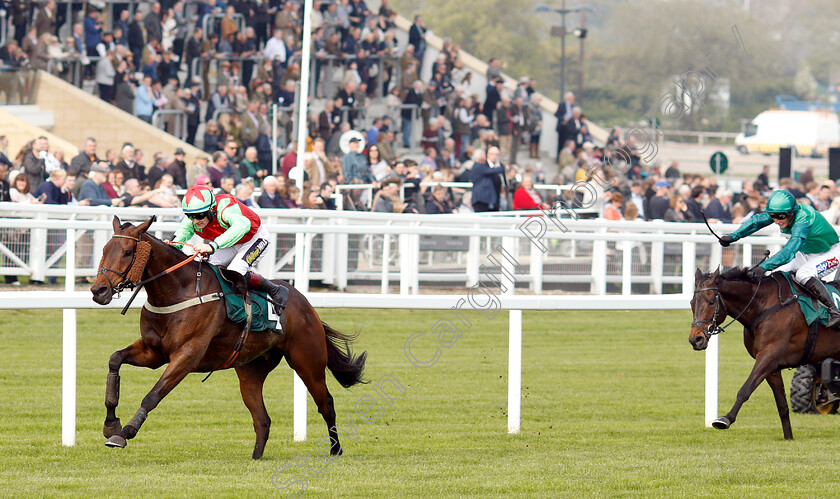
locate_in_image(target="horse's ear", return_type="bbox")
[711,267,720,282]
[112,216,121,233]
[136,216,155,234]
[695,268,703,285]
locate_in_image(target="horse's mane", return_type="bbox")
[719,266,762,284]
[121,220,195,262]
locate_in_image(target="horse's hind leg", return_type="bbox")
[766,370,794,440]
[104,339,164,438]
[287,347,342,456]
[714,350,780,430]
[105,346,204,449]
[235,352,284,459]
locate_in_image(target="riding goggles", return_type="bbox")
[186,211,211,220]
[768,212,791,220]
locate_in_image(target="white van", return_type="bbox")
[735,109,840,157]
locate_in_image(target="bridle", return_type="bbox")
[97,234,142,295]
[691,279,763,340]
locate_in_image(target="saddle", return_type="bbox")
[212,265,283,334]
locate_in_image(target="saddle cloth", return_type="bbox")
[780,272,840,327]
[209,264,282,334]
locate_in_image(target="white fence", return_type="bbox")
[0,204,793,446]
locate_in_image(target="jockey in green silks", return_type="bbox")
[719,189,840,327]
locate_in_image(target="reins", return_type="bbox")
[692,250,773,339]
[99,234,209,315]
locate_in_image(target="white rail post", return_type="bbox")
[381,233,390,294]
[682,236,697,297]
[62,228,76,446]
[399,233,411,295]
[705,335,719,427]
[622,244,633,296]
[466,234,480,287]
[293,0,315,442]
[529,237,543,293]
[503,236,522,434]
[591,229,607,295]
[293,372,307,442]
[31,212,47,282]
[651,234,664,294]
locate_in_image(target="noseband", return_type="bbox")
[98,234,143,295]
[692,279,763,340]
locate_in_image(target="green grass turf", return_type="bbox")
[2,307,840,498]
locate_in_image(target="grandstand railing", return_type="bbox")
[0,203,788,296]
[151,109,188,141]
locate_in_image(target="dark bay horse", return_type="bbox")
[689,267,840,440]
[91,216,367,458]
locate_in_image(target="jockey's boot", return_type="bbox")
[804,277,840,328]
[246,271,289,311]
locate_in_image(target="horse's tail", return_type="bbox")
[323,321,368,388]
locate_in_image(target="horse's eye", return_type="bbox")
[124,250,133,257]
[708,300,715,306]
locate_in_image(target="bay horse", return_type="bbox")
[91,216,367,459]
[689,267,840,440]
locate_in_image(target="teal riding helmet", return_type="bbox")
[765,190,798,215]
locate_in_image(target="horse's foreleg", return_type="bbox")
[766,370,794,440]
[235,352,284,459]
[714,350,781,430]
[104,339,164,438]
[105,346,204,449]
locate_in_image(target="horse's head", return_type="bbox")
[689,267,724,351]
[91,216,155,305]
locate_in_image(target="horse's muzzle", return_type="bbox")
[91,283,113,305]
[689,330,709,351]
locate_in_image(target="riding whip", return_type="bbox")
[700,209,722,242]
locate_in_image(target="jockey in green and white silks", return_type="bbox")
[169,185,288,310]
[719,189,840,327]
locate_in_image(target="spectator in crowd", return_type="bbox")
[166,148,188,188]
[23,136,49,191]
[512,173,543,211]
[257,176,286,209]
[69,137,98,180]
[9,171,44,204]
[372,177,405,213]
[664,195,692,223]
[103,170,123,198]
[471,147,505,212]
[34,169,71,205]
[341,137,374,184]
[705,189,733,223]
[134,75,154,123]
[79,163,124,206]
[648,181,672,220]
[425,183,454,213]
[604,192,624,221]
[115,145,145,181]
[304,138,333,187]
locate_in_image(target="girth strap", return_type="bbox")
[143,293,224,314]
[799,319,821,366]
[747,295,798,333]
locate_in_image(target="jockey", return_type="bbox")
[719,189,840,327]
[171,185,288,309]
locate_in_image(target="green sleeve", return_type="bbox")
[729,212,773,241]
[761,217,811,271]
[213,198,253,249]
[172,217,196,246]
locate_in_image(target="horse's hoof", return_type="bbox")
[712,417,731,430]
[330,445,344,456]
[103,419,122,439]
[105,435,127,448]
